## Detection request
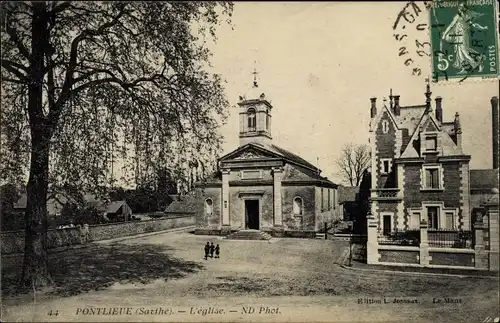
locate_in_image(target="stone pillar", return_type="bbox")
[221,168,231,233]
[273,167,283,229]
[486,198,499,271]
[366,214,379,264]
[474,220,488,269]
[419,221,430,266]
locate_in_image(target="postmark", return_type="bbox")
[429,0,499,82]
[392,1,434,77]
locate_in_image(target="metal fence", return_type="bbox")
[427,229,474,249]
[377,230,420,246]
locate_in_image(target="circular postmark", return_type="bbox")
[392,1,433,78]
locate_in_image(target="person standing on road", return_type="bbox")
[209,242,215,258]
[204,242,210,260]
[215,244,220,259]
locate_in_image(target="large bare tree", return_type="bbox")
[335,143,371,186]
[1,1,233,288]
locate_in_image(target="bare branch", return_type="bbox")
[336,143,371,186]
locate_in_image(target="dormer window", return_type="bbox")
[425,136,437,151]
[247,108,256,132]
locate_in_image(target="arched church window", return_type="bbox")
[247,108,256,131]
[205,199,213,215]
[293,197,303,215]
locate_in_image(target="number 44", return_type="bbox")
[47,310,59,316]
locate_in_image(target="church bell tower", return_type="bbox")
[237,69,273,146]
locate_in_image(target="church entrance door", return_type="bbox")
[245,199,260,230]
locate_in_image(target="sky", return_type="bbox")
[205,2,499,184]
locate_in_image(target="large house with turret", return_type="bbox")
[368,84,472,235]
[194,78,339,238]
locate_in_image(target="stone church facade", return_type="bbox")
[194,81,339,237]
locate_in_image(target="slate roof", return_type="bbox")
[14,193,69,215]
[470,169,499,190]
[261,143,319,171]
[107,200,128,214]
[164,194,197,213]
[14,193,107,213]
[395,105,427,134]
[338,186,359,204]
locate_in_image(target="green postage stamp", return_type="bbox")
[430,0,499,81]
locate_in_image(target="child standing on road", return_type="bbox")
[209,242,215,258]
[215,244,220,259]
[204,242,210,260]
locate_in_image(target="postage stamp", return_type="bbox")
[2,2,499,323]
[430,0,499,81]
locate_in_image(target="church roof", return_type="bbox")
[255,142,319,171]
[220,142,320,172]
[213,142,337,187]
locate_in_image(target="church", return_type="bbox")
[194,76,339,238]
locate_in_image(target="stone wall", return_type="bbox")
[379,248,419,264]
[429,250,474,267]
[196,186,222,230]
[1,215,195,255]
[283,186,315,230]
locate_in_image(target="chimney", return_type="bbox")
[435,96,443,123]
[393,95,401,116]
[492,96,499,169]
[370,97,377,118]
[389,88,394,111]
[454,112,462,148]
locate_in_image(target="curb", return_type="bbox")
[340,263,499,279]
[2,226,195,258]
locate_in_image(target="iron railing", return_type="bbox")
[427,229,474,249]
[378,230,420,246]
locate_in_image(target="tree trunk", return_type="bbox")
[20,2,52,288]
[21,133,52,287]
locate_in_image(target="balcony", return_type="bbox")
[371,188,402,201]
